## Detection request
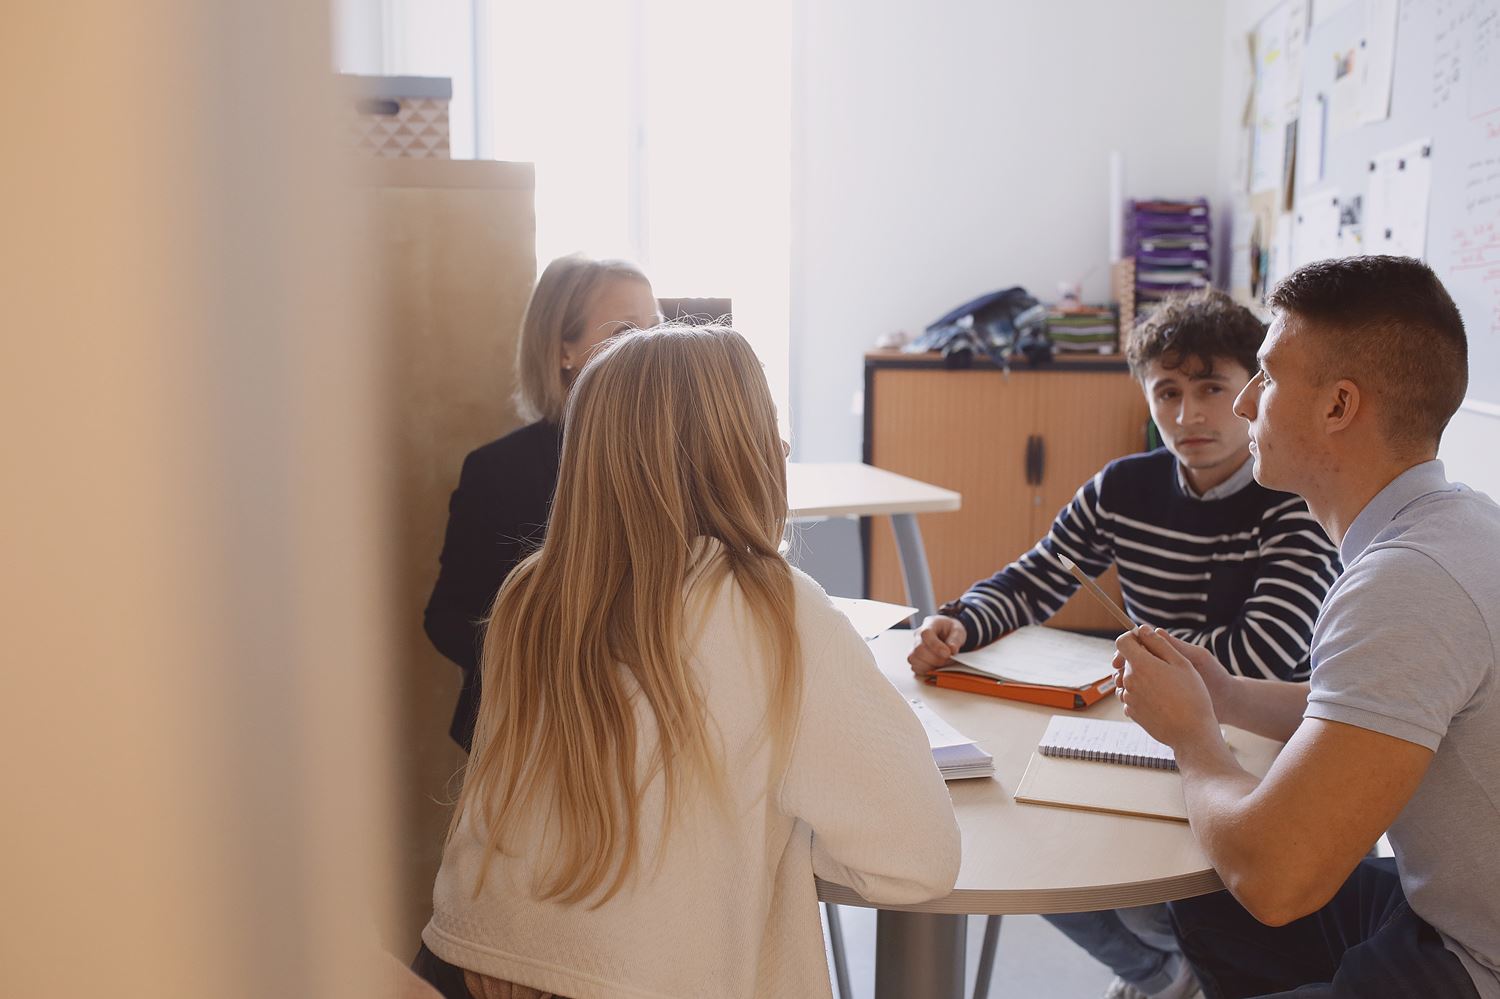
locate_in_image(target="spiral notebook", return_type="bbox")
[1036,716,1177,771]
[1017,718,1283,823]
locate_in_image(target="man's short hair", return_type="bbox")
[1125,288,1266,381]
[1268,255,1468,453]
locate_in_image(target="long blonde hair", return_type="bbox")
[514,254,651,424]
[458,325,801,906]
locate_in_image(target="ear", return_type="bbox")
[1325,378,1360,435]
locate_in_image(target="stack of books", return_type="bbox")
[1125,198,1211,322]
[1046,307,1118,353]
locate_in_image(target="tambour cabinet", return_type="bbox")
[863,350,1151,633]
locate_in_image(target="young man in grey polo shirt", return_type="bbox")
[1112,255,1499,998]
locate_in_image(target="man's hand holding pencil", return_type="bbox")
[1054,552,1230,747]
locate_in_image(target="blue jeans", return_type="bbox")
[1045,904,1181,992]
[1168,858,1480,998]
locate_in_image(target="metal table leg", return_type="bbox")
[875,910,967,999]
[972,915,1003,998]
[890,512,936,619]
[825,903,853,999]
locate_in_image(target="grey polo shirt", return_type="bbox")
[1306,460,1500,997]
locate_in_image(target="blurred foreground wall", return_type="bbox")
[2,4,398,997]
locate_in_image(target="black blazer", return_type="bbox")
[424,420,562,750]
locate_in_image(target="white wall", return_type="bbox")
[790,0,1228,468]
[787,0,1226,593]
[1443,406,1500,498]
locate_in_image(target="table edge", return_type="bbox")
[789,497,962,519]
[815,868,1226,916]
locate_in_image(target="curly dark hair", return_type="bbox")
[1125,288,1266,380]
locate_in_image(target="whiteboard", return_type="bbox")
[1287,0,1500,409]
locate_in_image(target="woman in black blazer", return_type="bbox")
[425,254,660,750]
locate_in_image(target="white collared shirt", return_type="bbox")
[1176,454,1256,501]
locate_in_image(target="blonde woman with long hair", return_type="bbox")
[425,254,660,751]
[415,326,960,999]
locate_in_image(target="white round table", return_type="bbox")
[817,630,1283,998]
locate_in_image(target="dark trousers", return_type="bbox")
[1168,858,1480,998]
[412,943,568,999]
[412,943,476,999]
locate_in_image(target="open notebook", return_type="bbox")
[928,626,1116,709]
[1015,718,1265,822]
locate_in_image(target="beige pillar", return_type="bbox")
[2,4,397,997]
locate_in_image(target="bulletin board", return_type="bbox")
[1236,0,1500,410]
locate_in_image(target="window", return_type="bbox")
[486,0,791,421]
[336,0,792,424]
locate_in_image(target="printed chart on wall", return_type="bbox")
[1295,0,1500,407]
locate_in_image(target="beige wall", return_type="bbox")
[2,4,397,997]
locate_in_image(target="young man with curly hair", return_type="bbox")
[909,288,1341,999]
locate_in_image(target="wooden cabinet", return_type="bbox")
[864,351,1150,632]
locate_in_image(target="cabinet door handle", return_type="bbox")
[1024,435,1041,485]
[1035,435,1046,485]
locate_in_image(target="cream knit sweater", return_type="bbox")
[423,562,961,999]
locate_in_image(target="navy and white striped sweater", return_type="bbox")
[946,449,1341,681]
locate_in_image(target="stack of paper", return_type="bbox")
[906,697,995,781]
[1046,307,1118,353]
[1125,199,1212,323]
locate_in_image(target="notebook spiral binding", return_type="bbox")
[1038,744,1179,771]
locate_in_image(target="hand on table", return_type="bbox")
[908,615,966,676]
[1113,625,1222,750]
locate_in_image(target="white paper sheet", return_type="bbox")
[1313,0,1357,27]
[1269,212,1296,289]
[906,697,973,750]
[949,630,1115,689]
[1293,189,1345,269]
[1366,139,1434,258]
[1231,208,1256,301]
[1297,90,1329,191]
[1472,1,1500,119]
[1250,1,1309,194]
[1359,0,1400,123]
[830,596,917,640]
[1330,45,1363,136]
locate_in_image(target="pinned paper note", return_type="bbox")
[1366,140,1434,259]
[1359,0,1400,123]
[1293,189,1344,269]
[1250,0,1310,195]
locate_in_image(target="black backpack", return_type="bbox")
[908,286,1052,368]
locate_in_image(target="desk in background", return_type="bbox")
[819,631,1284,999]
[787,461,960,619]
[862,350,1150,632]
